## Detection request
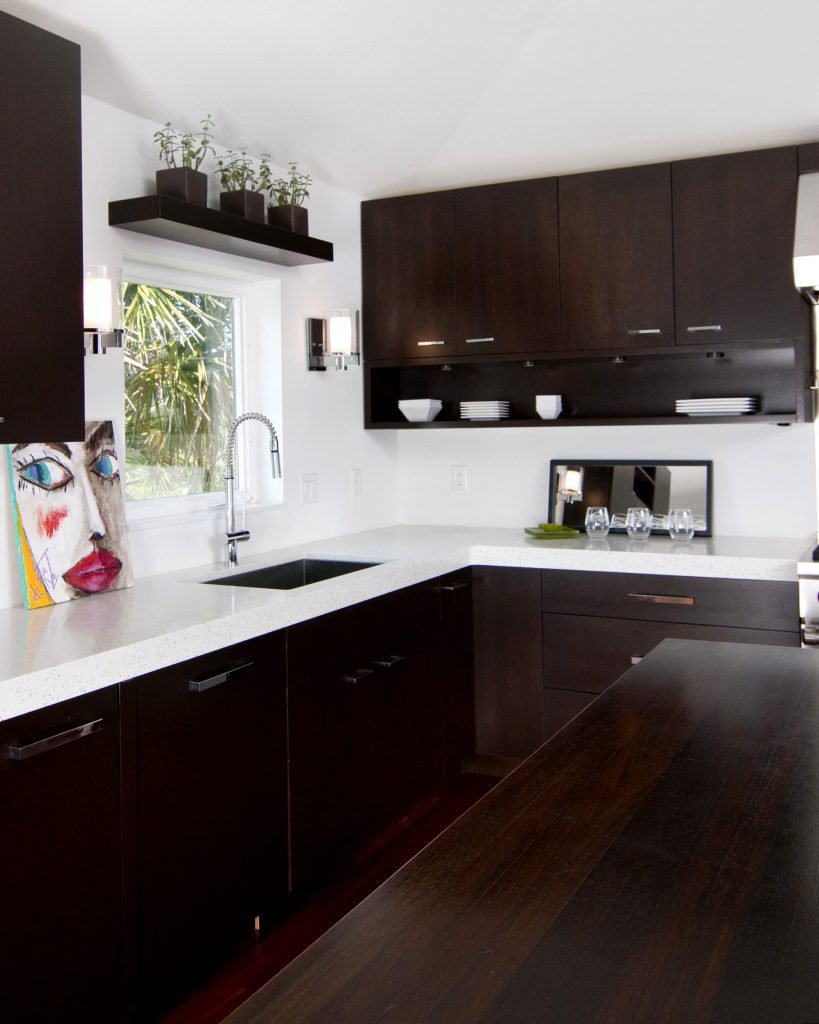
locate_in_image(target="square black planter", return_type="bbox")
[268,204,308,235]
[220,189,265,222]
[155,168,207,206]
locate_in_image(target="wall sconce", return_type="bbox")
[305,309,360,371]
[84,265,124,355]
[557,465,584,504]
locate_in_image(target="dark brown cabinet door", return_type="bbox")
[559,163,675,351]
[0,689,124,1024]
[455,178,560,354]
[362,191,457,360]
[289,626,443,890]
[673,147,804,345]
[437,570,476,775]
[472,566,543,759]
[123,633,288,1009]
[0,11,84,442]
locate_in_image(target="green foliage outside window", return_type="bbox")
[123,283,235,502]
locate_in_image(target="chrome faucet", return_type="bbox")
[224,412,281,566]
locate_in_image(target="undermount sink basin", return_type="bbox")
[203,557,381,590]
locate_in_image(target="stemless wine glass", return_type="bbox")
[584,506,611,537]
[668,507,695,541]
[626,506,652,539]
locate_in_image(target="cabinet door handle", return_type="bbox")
[687,325,723,333]
[630,655,643,665]
[464,337,495,344]
[627,593,695,606]
[7,718,103,761]
[373,654,407,669]
[340,668,375,684]
[189,661,253,693]
[417,340,446,347]
[438,583,468,592]
[627,328,662,336]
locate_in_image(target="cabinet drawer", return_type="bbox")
[287,580,441,684]
[541,569,798,632]
[542,612,800,694]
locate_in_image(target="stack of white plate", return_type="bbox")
[536,394,562,420]
[460,401,510,421]
[398,398,443,422]
[675,397,760,417]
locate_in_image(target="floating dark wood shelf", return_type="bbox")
[108,195,333,266]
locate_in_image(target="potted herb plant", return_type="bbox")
[154,115,214,206]
[267,161,312,235]
[216,149,268,222]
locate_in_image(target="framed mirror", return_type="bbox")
[547,460,713,536]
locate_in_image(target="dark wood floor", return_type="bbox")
[155,772,497,1024]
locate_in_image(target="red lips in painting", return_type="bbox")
[63,548,122,593]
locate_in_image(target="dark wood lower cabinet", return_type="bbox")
[438,569,476,776]
[0,688,124,1023]
[472,566,544,759]
[121,632,288,1013]
[289,625,444,890]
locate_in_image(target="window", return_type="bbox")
[123,281,238,503]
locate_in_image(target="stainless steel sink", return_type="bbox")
[203,557,381,590]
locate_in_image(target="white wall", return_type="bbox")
[397,421,817,538]
[0,97,399,609]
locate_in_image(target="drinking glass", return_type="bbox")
[668,508,695,541]
[584,506,610,537]
[626,507,652,539]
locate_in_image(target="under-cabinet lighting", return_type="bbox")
[84,265,124,355]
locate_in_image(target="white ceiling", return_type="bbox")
[4,0,819,198]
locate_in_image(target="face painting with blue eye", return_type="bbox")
[7,420,133,607]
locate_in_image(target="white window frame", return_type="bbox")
[122,259,283,530]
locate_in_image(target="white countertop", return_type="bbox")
[0,525,807,723]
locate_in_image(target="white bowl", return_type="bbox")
[400,406,442,422]
[398,398,442,410]
[536,408,562,420]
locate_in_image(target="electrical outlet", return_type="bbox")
[451,465,467,491]
[301,473,318,504]
[351,467,362,497]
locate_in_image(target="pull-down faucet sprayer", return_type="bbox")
[224,412,281,566]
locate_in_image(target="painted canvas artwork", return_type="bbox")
[6,420,133,609]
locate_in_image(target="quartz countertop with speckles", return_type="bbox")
[0,525,807,723]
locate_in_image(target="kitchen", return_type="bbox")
[1,0,819,1021]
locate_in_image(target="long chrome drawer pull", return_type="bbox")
[630,656,643,665]
[464,337,495,344]
[8,718,103,761]
[341,668,375,684]
[189,661,253,693]
[627,328,661,335]
[627,593,695,606]
[438,583,468,592]
[417,340,446,347]
[373,655,407,669]
[687,325,723,333]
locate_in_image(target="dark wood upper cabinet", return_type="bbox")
[672,147,804,345]
[455,178,560,354]
[362,191,457,360]
[0,11,84,442]
[558,163,675,351]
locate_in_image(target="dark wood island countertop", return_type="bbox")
[227,639,819,1024]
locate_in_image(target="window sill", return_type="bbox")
[126,499,286,533]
